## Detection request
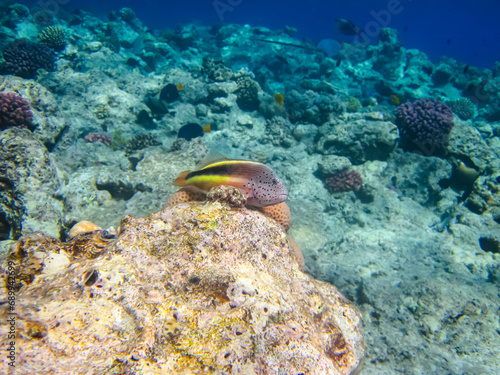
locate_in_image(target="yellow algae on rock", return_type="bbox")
[0,196,364,374]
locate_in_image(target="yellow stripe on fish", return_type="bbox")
[174,155,288,207]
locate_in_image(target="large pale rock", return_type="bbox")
[0,199,364,374]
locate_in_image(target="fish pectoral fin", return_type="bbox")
[237,186,253,200]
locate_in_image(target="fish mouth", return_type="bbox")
[278,192,289,201]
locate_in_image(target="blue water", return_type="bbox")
[58,0,500,69]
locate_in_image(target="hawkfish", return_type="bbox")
[174,154,288,207]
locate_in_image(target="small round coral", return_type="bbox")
[446,98,477,120]
[0,93,33,130]
[325,170,363,193]
[39,26,66,51]
[396,98,454,155]
[236,76,260,111]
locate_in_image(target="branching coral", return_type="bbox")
[125,133,161,154]
[3,39,54,78]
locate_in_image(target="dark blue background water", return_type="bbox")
[29,0,500,69]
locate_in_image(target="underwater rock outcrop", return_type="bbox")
[0,199,364,374]
[0,127,63,240]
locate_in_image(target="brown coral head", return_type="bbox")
[206,185,247,207]
[0,92,33,130]
[325,170,363,193]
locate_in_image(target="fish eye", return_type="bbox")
[272,178,278,185]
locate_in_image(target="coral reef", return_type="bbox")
[202,57,234,82]
[38,26,66,51]
[0,92,33,130]
[2,39,54,78]
[0,6,498,373]
[345,96,362,113]
[236,75,260,111]
[0,127,62,239]
[263,116,294,148]
[316,114,399,164]
[0,201,364,374]
[206,185,247,208]
[125,133,161,154]
[287,90,344,125]
[432,63,453,86]
[0,76,66,145]
[324,170,363,193]
[84,132,112,147]
[446,97,478,120]
[396,98,454,155]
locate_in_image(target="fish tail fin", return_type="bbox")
[174,171,190,186]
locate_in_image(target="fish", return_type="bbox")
[463,64,470,74]
[335,18,363,37]
[274,93,284,106]
[160,83,180,102]
[177,83,183,90]
[317,38,341,57]
[177,123,211,141]
[252,38,321,52]
[390,94,400,105]
[174,154,288,207]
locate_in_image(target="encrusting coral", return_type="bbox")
[0,188,364,374]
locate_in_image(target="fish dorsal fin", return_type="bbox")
[195,151,229,170]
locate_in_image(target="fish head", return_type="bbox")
[246,168,288,207]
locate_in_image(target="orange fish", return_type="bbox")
[390,94,400,105]
[274,93,284,106]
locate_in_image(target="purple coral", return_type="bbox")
[3,38,54,78]
[85,132,112,147]
[325,170,363,193]
[396,98,454,155]
[0,93,33,130]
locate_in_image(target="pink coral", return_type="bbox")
[0,92,33,130]
[84,132,112,147]
[325,170,363,193]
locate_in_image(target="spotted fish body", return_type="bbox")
[174,156,288,207]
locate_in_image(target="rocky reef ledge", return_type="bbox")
[0,188,363,374]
